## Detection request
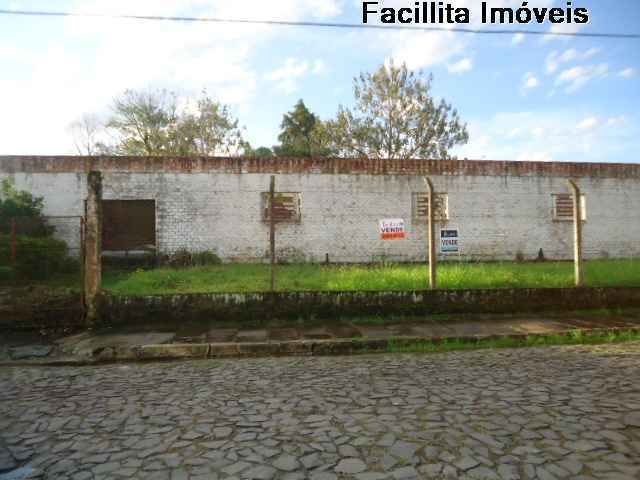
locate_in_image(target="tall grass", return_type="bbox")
[102,259,640,295]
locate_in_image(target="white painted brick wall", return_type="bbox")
[2,170,640,262]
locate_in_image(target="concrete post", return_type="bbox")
[568,180,584,287]
[424,177,437,290]
[269,175,276,292]
[84,171,102,325]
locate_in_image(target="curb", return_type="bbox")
[1,326,638,367]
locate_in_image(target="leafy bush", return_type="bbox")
[192,250,222,266]
[0,266,15,282]
[163,249,222,268]
[0,235,78,280]
[0,179,54,237]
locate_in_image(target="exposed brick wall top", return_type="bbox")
[1,155,639,179]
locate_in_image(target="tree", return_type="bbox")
[107,89,178,156]
[68,114,104,155]
[244,145,274,157]
[0,179,53,236]
[274,100,333,157]
[325,62,469,159]
[176,94,245,156]
[104,89,245,156]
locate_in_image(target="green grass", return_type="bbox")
[101,259,640,295]
[383,329,640,354]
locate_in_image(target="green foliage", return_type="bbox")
[107,89,179,156]
[0,179,53,236]
[178,95,245,156]
[163,249,222,268]
[192,251,222,266]
[0,235,79,280]
[244,145,274,157]
[0,266,15,282]
[106,89,245,156]
[102,259,640,295]
[274,100,333,157]
[0,178,44,217]
[325,61,469,159]
[0,180,77,283]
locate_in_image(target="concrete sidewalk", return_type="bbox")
[1,312,640,365]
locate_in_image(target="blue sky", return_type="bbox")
[0,0,638,162]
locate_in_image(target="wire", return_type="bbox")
[1,8,639,39]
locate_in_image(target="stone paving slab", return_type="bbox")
[2,315,640,365]
[207,329,238,343]
[58,332,177,358]
[563,317,640,329]
[7,346,53,361]
[509,319,576,335]
[1,343,639,479]
[268,328,300,341]
[235,330,268,343]
[199,316,640,346]
[300,327,333,340]
[402,323,457,338]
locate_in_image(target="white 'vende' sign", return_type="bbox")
[440,229,459,253]
[379,219,406,240]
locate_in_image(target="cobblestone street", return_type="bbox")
[1,343,640,480]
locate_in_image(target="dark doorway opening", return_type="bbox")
[102,200,156,252]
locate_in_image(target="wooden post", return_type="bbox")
[269,175,276,292]
[10,218,16,267]
[424,178,437,289]
[568,180,584,287]
[84,171,103,325]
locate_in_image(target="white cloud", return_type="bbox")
[512,33,525,45]
[619,68,636,79]
[543,23,585,42]
[265,58,326,94]
[0,45,22,60]
[607,116,627,127]
[0,0,344,154]
[447,58,473,74]
[546,50,576,74]
[454,110,637,163]
[584,48,601,59]
[312,60,327,75]
[522,72,539,90]
[576,115,630,131]
[532,127,545,138]
[386,31,466,70]
[516,151,554,162]
[576,117,599,131]
[546,48,600,74]
[556,63,608,93]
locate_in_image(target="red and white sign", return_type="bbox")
[379,218,406,240]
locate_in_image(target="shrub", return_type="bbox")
[163,249,221,268]
[0,235,78,280]
[0,179,54,237]
[192,250,222,266]
[0,266,14,282]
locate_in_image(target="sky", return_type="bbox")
[0,0,638,162]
